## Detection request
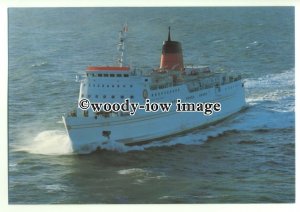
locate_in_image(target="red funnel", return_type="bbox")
[159,27,184,71]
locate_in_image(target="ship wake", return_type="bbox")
[15,105,294,156]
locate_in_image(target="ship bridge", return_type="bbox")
[86,66,130,77]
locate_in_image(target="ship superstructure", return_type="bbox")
[63,25,246,153]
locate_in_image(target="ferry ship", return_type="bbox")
[63,25,246,153]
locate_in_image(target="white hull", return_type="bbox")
[63,80,245,153]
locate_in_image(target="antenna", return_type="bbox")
[117,23,128,67]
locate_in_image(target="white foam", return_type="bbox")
[17,130,73,155]
[31,61,48,67]
[95,108,294,153]
[245,69,294,95]
[245,68,294,112]
[231,108,294,131]
[109,125,229,153]
[37,184,68,193]
[213,39,224,43]
[117,168,166,184]
[117,168,148,175]
[100,140,145,152]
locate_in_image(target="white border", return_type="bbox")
[1,1,298,212]
[0,0,297,7]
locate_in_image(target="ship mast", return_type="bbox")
[117,23,128,67]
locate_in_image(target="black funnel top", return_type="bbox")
[168,26,171,41]
[162,26,182,54]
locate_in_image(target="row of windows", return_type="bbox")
[87,73,129,78]
[82,89,210,100]
[82,94,134,99]
[82,88,180,99]
[84,84,133,88]
[183,92,208,100]
[151,88,180,97]
[151,89,207,100]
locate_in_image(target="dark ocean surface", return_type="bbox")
[8,7,295,203]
